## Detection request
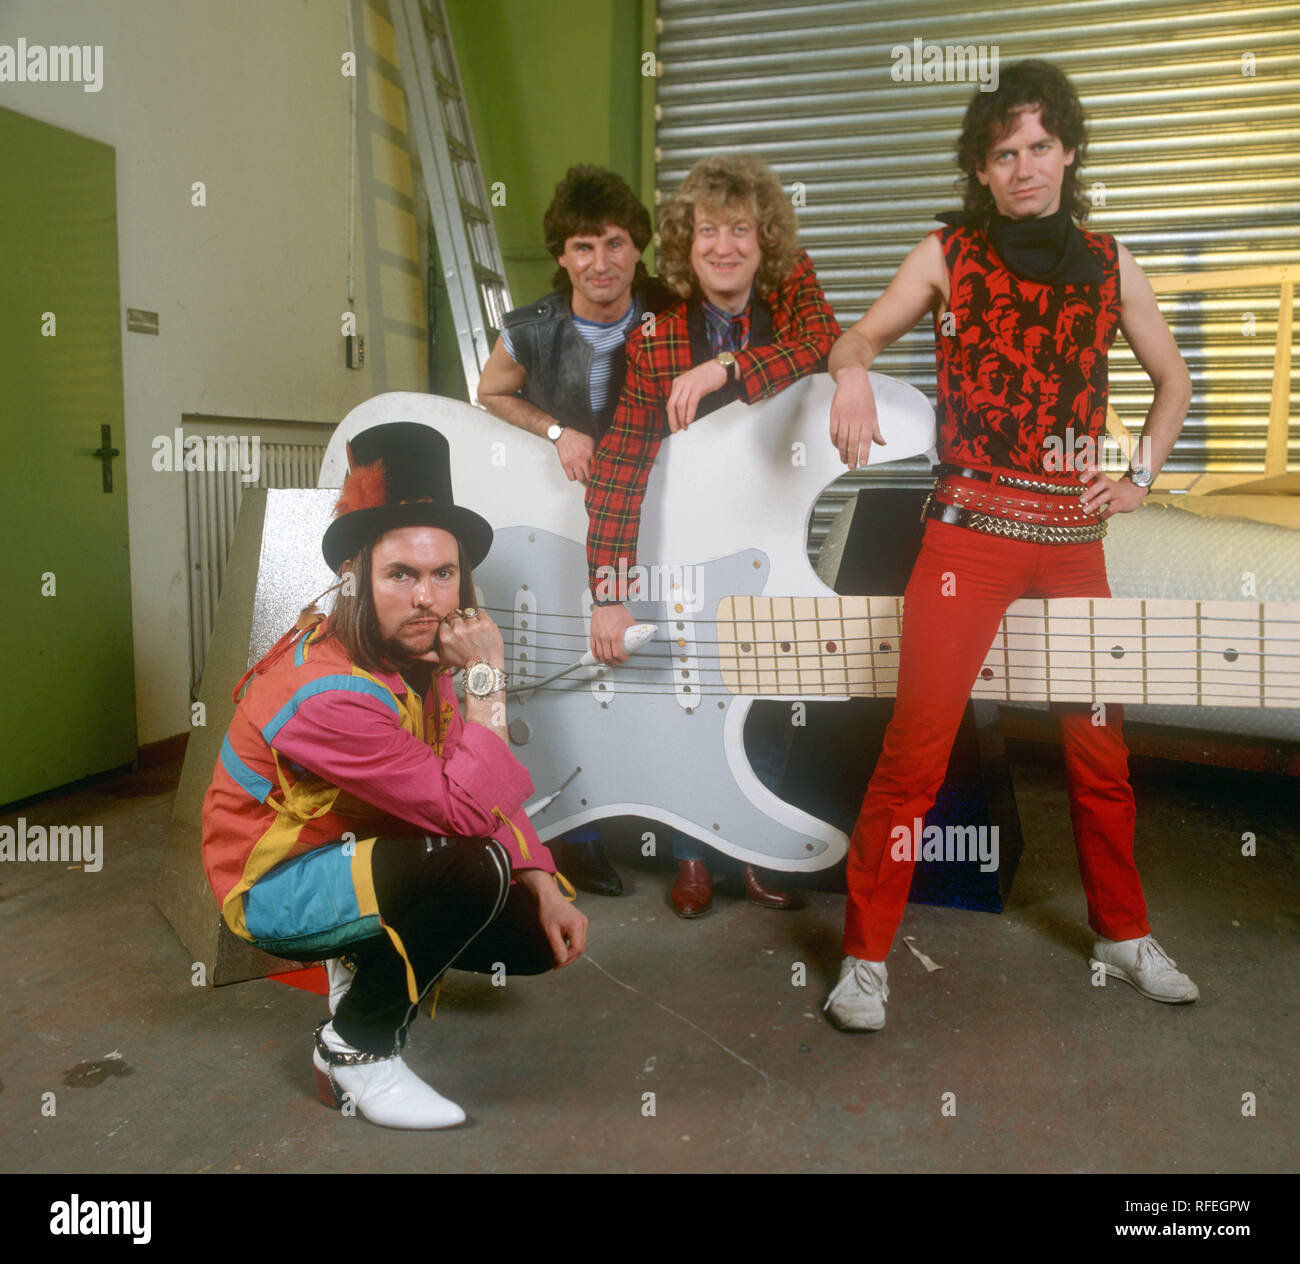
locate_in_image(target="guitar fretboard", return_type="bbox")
[715,596,1300,708]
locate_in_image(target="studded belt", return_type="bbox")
[923,467,1107,544]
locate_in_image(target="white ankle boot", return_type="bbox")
[312,1021,466,1129]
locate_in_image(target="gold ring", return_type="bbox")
[462,607,478,618]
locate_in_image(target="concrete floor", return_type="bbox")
[1,743,1295,1174]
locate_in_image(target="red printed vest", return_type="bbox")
[934,225,1122,474]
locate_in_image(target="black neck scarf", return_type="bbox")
[937,205,1104,286]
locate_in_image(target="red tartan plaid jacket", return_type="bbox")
[584,250,840,595]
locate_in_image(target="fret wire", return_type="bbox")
[1259,601,1266,707]
[1195,602,1202,708]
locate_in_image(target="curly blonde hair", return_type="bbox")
[657,153,800,299]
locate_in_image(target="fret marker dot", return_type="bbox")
[826,640,837,653]
[1109,645,1125,659]
[980,668,994,680]
[880,641,892,653]
[740,642,752,653]
[1223,648,1238,662]
[781,642,791,652]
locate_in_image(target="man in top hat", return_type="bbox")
[477,165,675,898]
[822,60,1196,1032]
[201,421,586,1129]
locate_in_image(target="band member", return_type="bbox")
[585,152,842,917]
[201,422,586,1126]
[823,60,1197,1031]
[478,165,674,897]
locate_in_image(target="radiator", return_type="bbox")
[185,430,329,691]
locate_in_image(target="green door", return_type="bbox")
[0,107,136,805]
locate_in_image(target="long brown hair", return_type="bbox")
[318,535,477,674]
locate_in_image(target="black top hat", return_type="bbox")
[321,422,493,573]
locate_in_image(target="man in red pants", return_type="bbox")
[823,59,1197,1031]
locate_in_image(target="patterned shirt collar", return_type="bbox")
[701,292,753,354]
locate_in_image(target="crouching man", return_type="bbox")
[201,422,586,1128]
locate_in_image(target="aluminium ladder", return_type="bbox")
[391,0,512,400]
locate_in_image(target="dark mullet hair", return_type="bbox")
[955,59,1090,227]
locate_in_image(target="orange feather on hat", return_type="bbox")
[331,441,388,518]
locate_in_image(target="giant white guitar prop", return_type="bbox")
[304,377,1298,873]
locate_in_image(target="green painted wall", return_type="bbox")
[433,0,648,396]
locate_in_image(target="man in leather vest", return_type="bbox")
[478,165,674,897]
[823,59,1198,1033]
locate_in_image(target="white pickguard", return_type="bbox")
[314,373,936,871]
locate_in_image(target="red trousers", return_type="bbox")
[843,519,1151,961]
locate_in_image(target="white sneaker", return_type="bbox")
[325,958,355,1016]
[312,1021,467,1129]
[824,957,889,1031]
[1090,935,1199,1004]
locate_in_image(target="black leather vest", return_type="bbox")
[502,278,675,439]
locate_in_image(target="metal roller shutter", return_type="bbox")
[653,0,1300,553]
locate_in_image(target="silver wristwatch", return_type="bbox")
[1125,463,1154,489]
[464,659,508,698]
[546,423,564,442]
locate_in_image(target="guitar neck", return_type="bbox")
[715,596,1300,708]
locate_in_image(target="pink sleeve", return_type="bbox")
[272,690,555,873]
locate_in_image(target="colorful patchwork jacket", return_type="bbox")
[201,618,554,943]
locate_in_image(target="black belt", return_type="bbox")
[934,463,995,483]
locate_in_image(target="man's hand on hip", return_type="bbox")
[1079,466,1149,519]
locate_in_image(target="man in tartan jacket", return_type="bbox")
[583,152,842,917]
